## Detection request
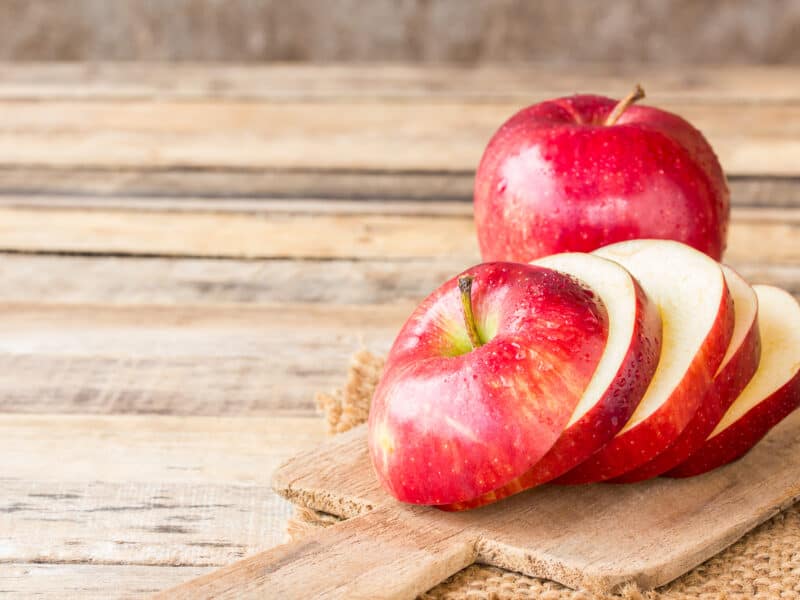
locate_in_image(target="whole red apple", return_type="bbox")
[474,86,729,262]
[368,262,608,506]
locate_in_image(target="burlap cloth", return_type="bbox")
[288,350,800,599]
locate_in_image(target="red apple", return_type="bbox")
[557,240,734,484]
[615,265,760,482]
[668,285,800,478]
[368,262,608,505]
[474,85,729,262]
[441,253,661,510]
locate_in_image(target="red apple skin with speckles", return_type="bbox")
[441,259,662,511]
[666,372,800,478]
[556,242,735,485]
[474,94,729,262]
[368,262,608,506]
[614,267,761,483]
[668,286,800,478]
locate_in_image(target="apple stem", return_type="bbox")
[458,275,483,349]
[604,84,646,126]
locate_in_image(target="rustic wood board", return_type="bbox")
[2,64,800,102]
[0,62,796,598]
[162,410,800,598]
[0,100,796,175]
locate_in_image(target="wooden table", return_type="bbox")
[0,63,797,598]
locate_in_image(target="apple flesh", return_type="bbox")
[474,88,729,263]
[440,253,662,510]
[615,266,760,482]
[368,262,608,505]
[557,240,734,484]
[668,285,800,477]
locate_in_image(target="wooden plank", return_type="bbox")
[0,194,474,216]
[248,410,800,596]
[158,505,476,600]
[0,207,480,259]
[0,101,796,175]
[0,564,207,599]
[0,64,799,103]
[0,414,325,567]
[0,481,290,566]
[0,254,795,308]
[0,205,794,262]
[0,302,407,415]
[0,255,468,305]
[0,166,476,203]
[0,167,796,209]
[0,1,797,66]
[0,414,324,484]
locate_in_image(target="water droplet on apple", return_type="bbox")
[496,179,507,194]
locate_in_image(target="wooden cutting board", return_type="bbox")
[161,410,800,599]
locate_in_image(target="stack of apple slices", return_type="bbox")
[368,239,800,511]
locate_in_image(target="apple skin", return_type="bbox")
[474,94,729,262]
[556,241,734,484]
[368,262,608,506]
[666,372,800,478]
[668,286,800,478]
[440,254,662,511]
[614,266,760,483]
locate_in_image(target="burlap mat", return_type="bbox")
[289,350,800,599]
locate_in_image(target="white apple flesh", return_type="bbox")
[441,253,662,510]
[616,265,760,481]
[669,285,800,477]
[558,240,734,484]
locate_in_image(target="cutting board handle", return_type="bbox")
[157,504,478,600]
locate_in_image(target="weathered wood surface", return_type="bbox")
[0,414,325,596]
[0,167,797,207]
[0,564,207,599]
[0,63,796,598]
[166,409,800,598]
[0,413,325,597]
[0,205,796,261]
[1,255,797,307]
[0,100,797,175]
[1,64,800,101]
[0,302,406,416]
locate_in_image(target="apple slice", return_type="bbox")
[557,240,734,484]
[614,266,760,482]
[368,262,609,505]
[668,285,800,477]
[440,253,662,510]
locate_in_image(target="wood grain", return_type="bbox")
[1,2,798,65]
[0,414,325,566]
[0,101,797,175]
[1,64,799,102]
[0,414,325,484]
[189,408,800,597]
[0,255,467,305]
[0,167,796,209]
[0,205,794,262]
[158,506,476,600]
[0,303,407,415]
[0,207,479,259]
[0,481,288,566]
[0,63,797,598]
[0,254,793,308]
[0,564,208,599]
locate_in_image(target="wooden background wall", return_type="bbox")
[2,0,799,64]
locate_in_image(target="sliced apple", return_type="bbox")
[441,253,662,510]
[557,240,734,484]
[668,285,800,477]
[615,265,761,482]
